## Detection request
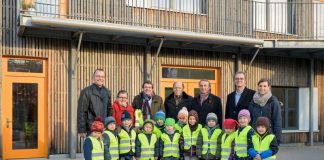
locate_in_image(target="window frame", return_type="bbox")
[272,86,299,130]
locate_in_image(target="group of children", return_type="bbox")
[84,108,279,160]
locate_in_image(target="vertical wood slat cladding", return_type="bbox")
[315,60,324,142]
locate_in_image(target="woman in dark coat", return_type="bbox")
[249,78,282,145]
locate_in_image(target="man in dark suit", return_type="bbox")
[225,71,255,121]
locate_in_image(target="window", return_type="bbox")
[253,0,296,34]
[162,67,215,80]
[272,87,298,130]
[126,0,207,14]
[35,0,59,17]
[8,59,43,73]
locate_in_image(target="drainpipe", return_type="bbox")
[309,57,314,146]
[68,32,83,159]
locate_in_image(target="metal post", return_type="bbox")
[144,45,151,81]
[68,32,83,158]
[235,51,242,72]
[149,38,164,79]
[244,47,261,74]
[266,0,270,32]
[309,57,314,146]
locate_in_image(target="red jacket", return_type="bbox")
[112,100,135,126]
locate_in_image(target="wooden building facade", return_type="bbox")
[1,0,324,159]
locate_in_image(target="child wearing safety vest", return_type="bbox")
[221,119,239,160]
[103,116,119,160]
[197,113,223,160]
[159,118,181,160]
[175,107,189,133]
[118,110,137,160]
[182,110,202,160]
[84,116,105,160]
[153,110,165,138]
[234,109,254,160]
[135,119,159,160]
[248,117,279,160]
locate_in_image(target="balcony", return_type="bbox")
[17,0,324,50]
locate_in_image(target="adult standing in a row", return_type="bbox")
[225,72,255,121]
[164,81,193,121]
[249,78,282,144]
[77,69,112,136]
[191,79,223,128]
[132,80,164,120]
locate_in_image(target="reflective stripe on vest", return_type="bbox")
[103,130,119,160]
[118,129,136,154]
[88,136,104,160]
[220,132,235,160]
[252,134,277,160]
[201,128,222,155]
[138,133,157,160]
[161,133,180,158]
[235,125,252,158]
[182,124,202,150]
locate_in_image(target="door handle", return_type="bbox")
[6,118,12,128]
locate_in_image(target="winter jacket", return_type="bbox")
[135,132,159,158]
[77,83,112,133]
[249,96,282,145]
[132,92,164,120]
[234,126,255,160]
[196,126,223,160]
[192,94,223,127]
[165,92,193,121]
[225,87,255,120]
[112,100,135,126]
[248,131,279,160]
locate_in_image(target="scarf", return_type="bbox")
[200,92,209,105]
[253,91,272,107]
[141,92,154,119]
[189,122,199,131]
[165,128,175,135]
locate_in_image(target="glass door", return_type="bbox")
[2,57,47,159]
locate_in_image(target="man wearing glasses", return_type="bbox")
[225,71,255,121]
[112,90,135,126]
[77,69,112,137]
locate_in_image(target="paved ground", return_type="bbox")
[9,144,324,160]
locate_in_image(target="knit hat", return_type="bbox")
[165,118,176,127]
[223,118,239,130]
[104,116,116,126]
[256,117,270,131]
[178,107,189,119]
[91,116,104,133]
[121,110,132,122]
[189,110,199,122]
[143,119,155,128]
[206,113,218,123]
[238,109,251,122]
[155,110,166,121]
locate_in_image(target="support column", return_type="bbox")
[308,57,314,146]
[235,52,242,72]
[68,32,83,158]
[144,45,152,81]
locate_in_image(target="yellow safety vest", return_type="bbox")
[118,129,136,154]
[88,136,104,160]
[175,123,183,133]
[161,132,181,158]
[182,124,202,150]
[220,132,235,160]
[138,133,158,160]
[103,130,119,160]
[252,134,277,160]
[235,125,252,158]
[201,128,222,155]
[153,126,162,138]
